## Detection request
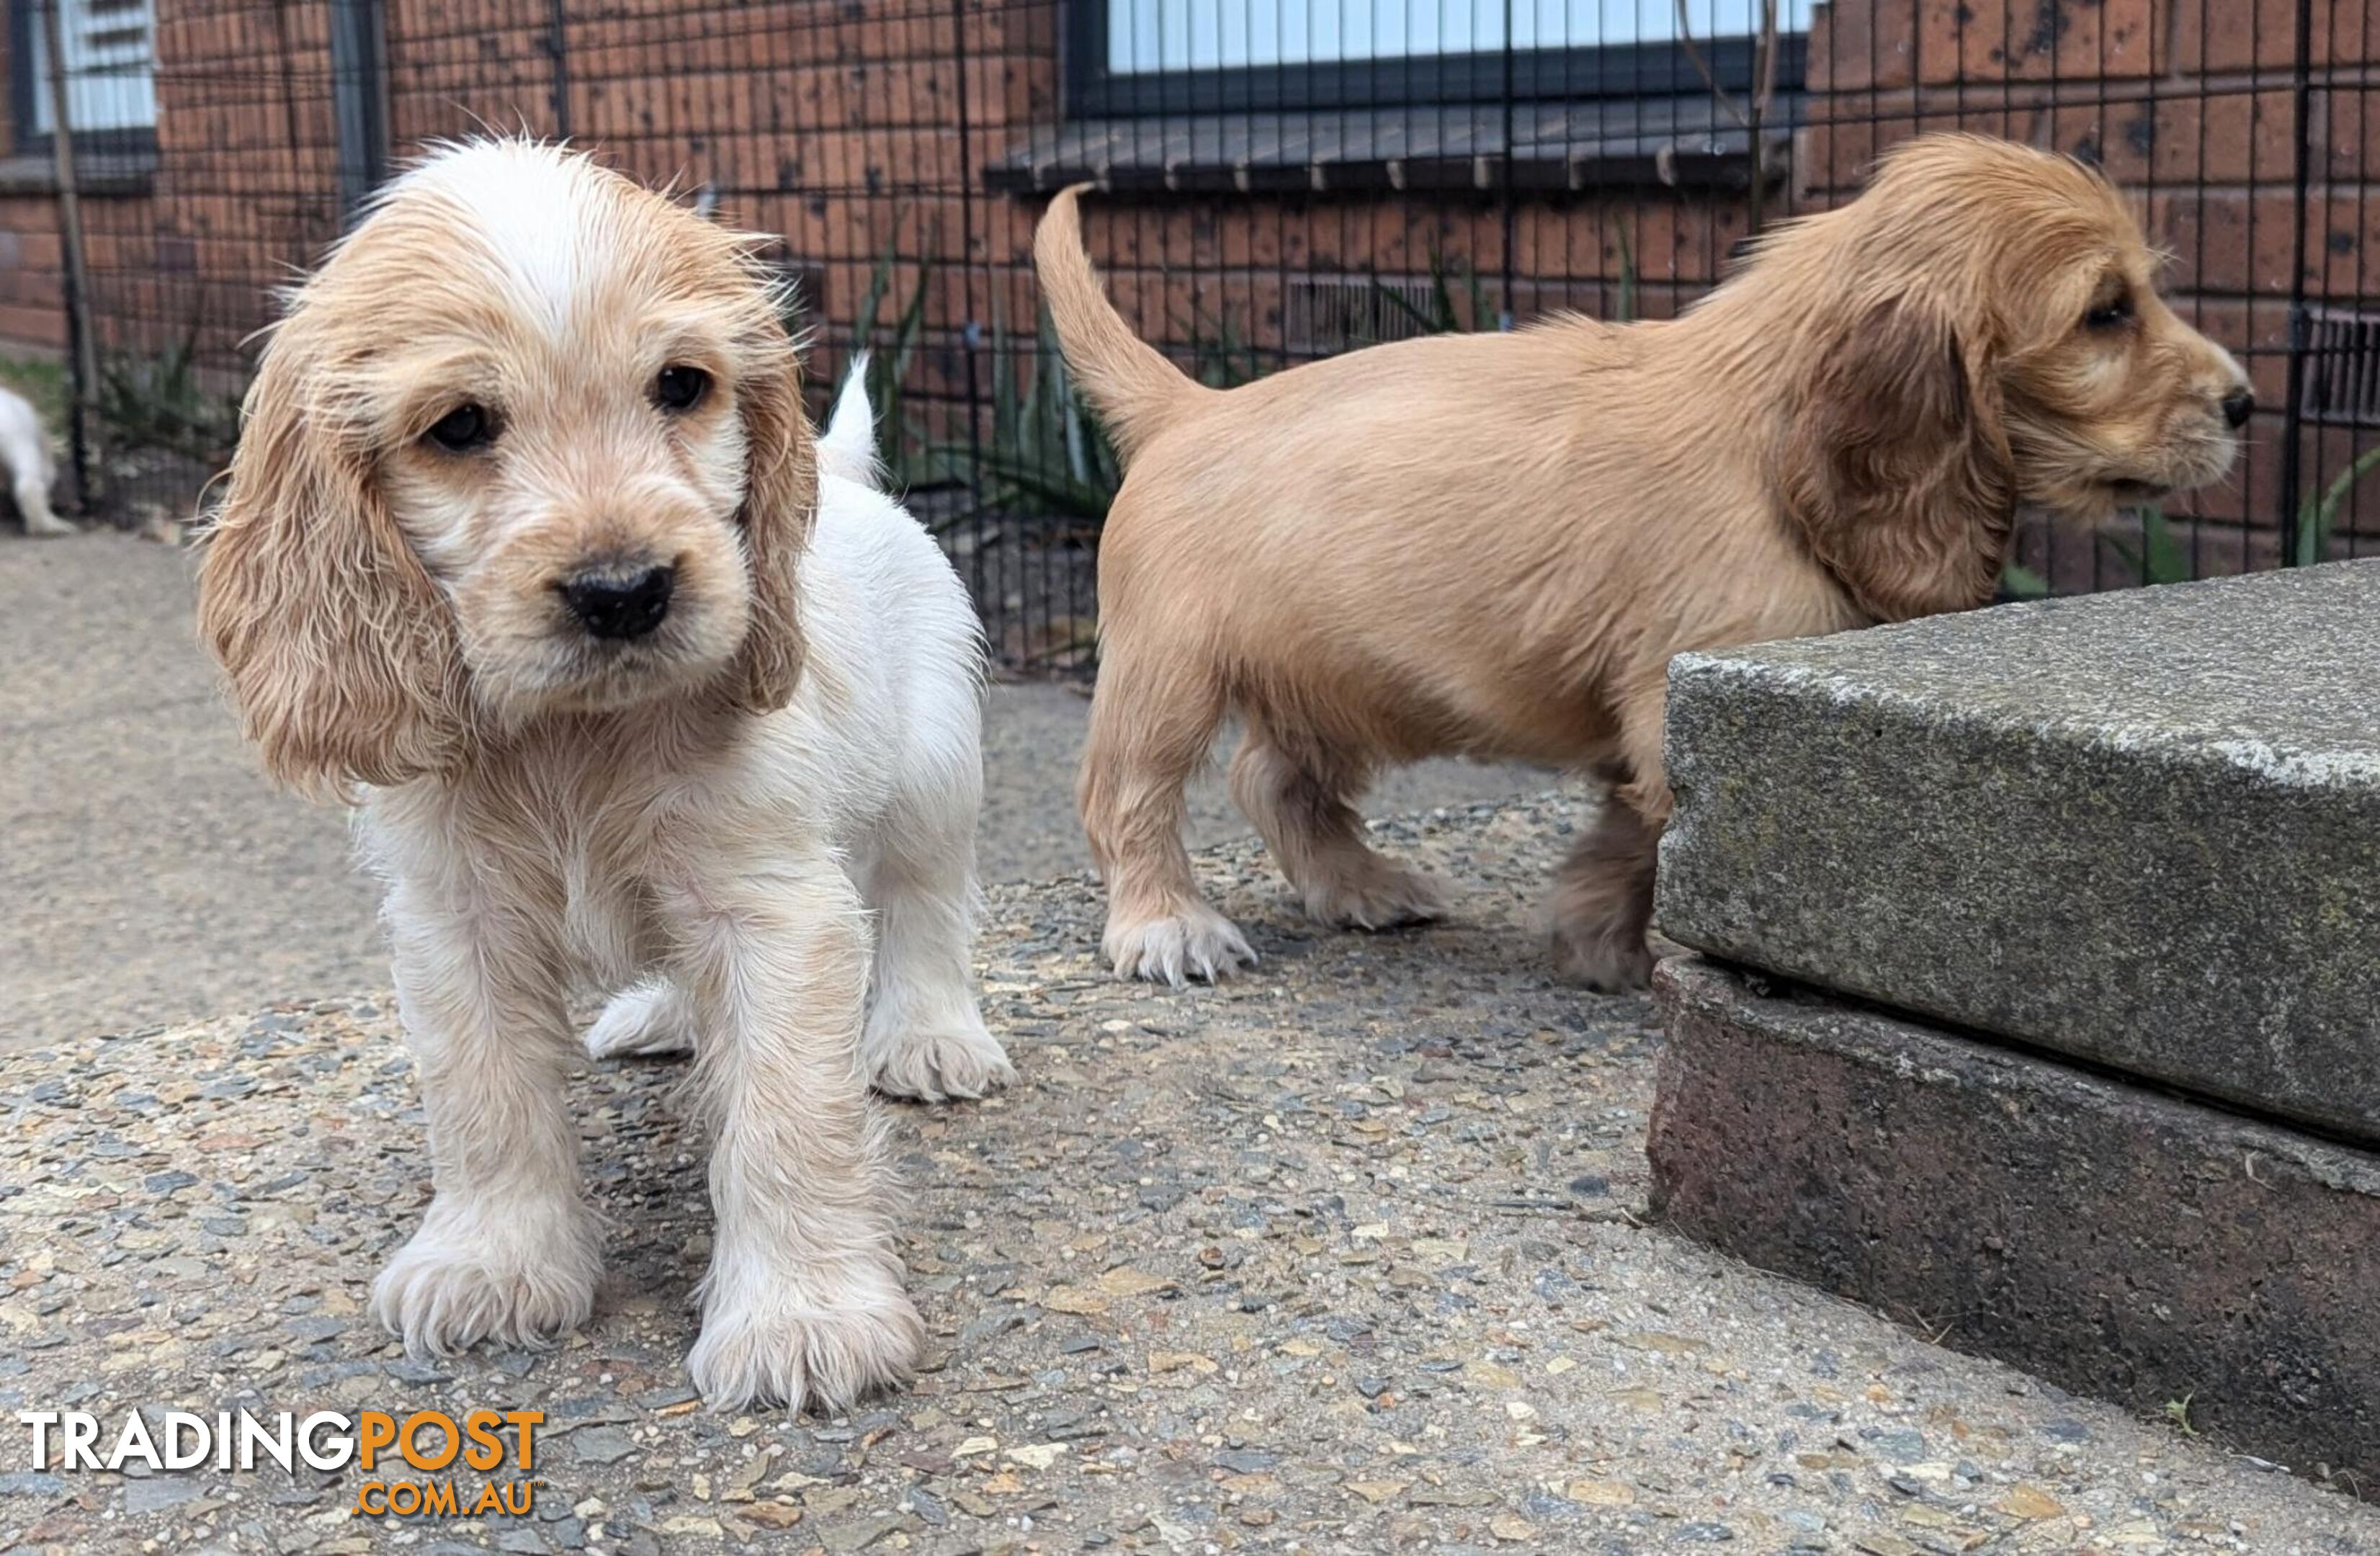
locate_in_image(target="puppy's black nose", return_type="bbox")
[2222,387,2255,429]
[561,564,674,640]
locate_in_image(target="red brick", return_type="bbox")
[1807,0,1918,91]
[0,302,64,349]
[2053,89,2296,187]
[2319,84,2380,185]
[2152,189,2310,298]
[2172,0,2379,72]
[1918,0,2157,84]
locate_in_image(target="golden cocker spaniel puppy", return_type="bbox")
[1039,133,2252,988]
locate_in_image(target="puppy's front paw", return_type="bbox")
[586,978,696,1059]
[1103,904,1257,985]
[868,1009,1015,1104]
[370,1197,601,1356]
[688,1263,924,1415]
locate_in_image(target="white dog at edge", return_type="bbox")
[0,386,70,535]
[196,141,1011,1413]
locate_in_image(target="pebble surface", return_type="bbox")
[4,795,2376,1555]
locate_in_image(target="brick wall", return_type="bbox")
[0,0,2363,565]
[0,9,67,352]
[0,3,1759,403]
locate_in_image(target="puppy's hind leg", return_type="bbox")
[1078,640,1254,985]
[1547,690,1670,993]
[1229,725,1444,931]
[860,766,1014,1104]
[1546,795,1658,992]
[585,976,697,1060]
[13,468,70,537]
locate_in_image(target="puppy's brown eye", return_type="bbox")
[654,366,710,413]
[426,403,495,453]
[2085,291,2134,331]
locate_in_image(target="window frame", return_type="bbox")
[8,0,159,158]
[1064,0,1805,116]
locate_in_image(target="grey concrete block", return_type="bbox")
[1650,955,2380,1491]
[1655,560,2380,1145]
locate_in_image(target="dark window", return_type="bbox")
[9,0,157,153]
[1068,0,1807,115]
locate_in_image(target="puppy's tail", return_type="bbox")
[1034,184,1209,462]
[818,354,882,488]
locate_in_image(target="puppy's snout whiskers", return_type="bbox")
[560,562,676,640]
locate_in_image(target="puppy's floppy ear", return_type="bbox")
[727,326,817,713]
[1780,295,2015,622]
[196,326,468,798]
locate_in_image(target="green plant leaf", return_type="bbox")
[1999,560,2049,599]
[2108,503,2192,588]
[941,300,1122,527]
[94,323,241,468]
[969,452,1117,521]
[2296,442,2380,567]
[1366,280,1439,339]
[846,214,939,488]
[2142,505,2192,585]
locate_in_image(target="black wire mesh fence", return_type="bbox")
[1,0,2370,671]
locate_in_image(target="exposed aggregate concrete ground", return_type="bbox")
[6,799,2378,1556]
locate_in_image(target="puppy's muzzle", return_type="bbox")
[562,563,676,640]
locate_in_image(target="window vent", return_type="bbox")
[1284,275,1443,356]
[2300,306,2380,428]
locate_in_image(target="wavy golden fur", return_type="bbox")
[1038,133,2252,988]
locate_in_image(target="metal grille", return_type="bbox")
[1284,275,1464,354]
[2301,307,2380,429]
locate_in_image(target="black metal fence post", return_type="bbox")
[2278,0,2318,568]
[1497,0,1516,330]
[38,0,98,510]
[951,0,988,622]
[330,0,390,223]
[546,0,573,142]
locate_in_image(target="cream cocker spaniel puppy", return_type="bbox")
[198,140,1011,1413]
[0,385,68,535]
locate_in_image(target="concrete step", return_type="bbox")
[1651,955,2380,1492]
[1655,560,2380,1145]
